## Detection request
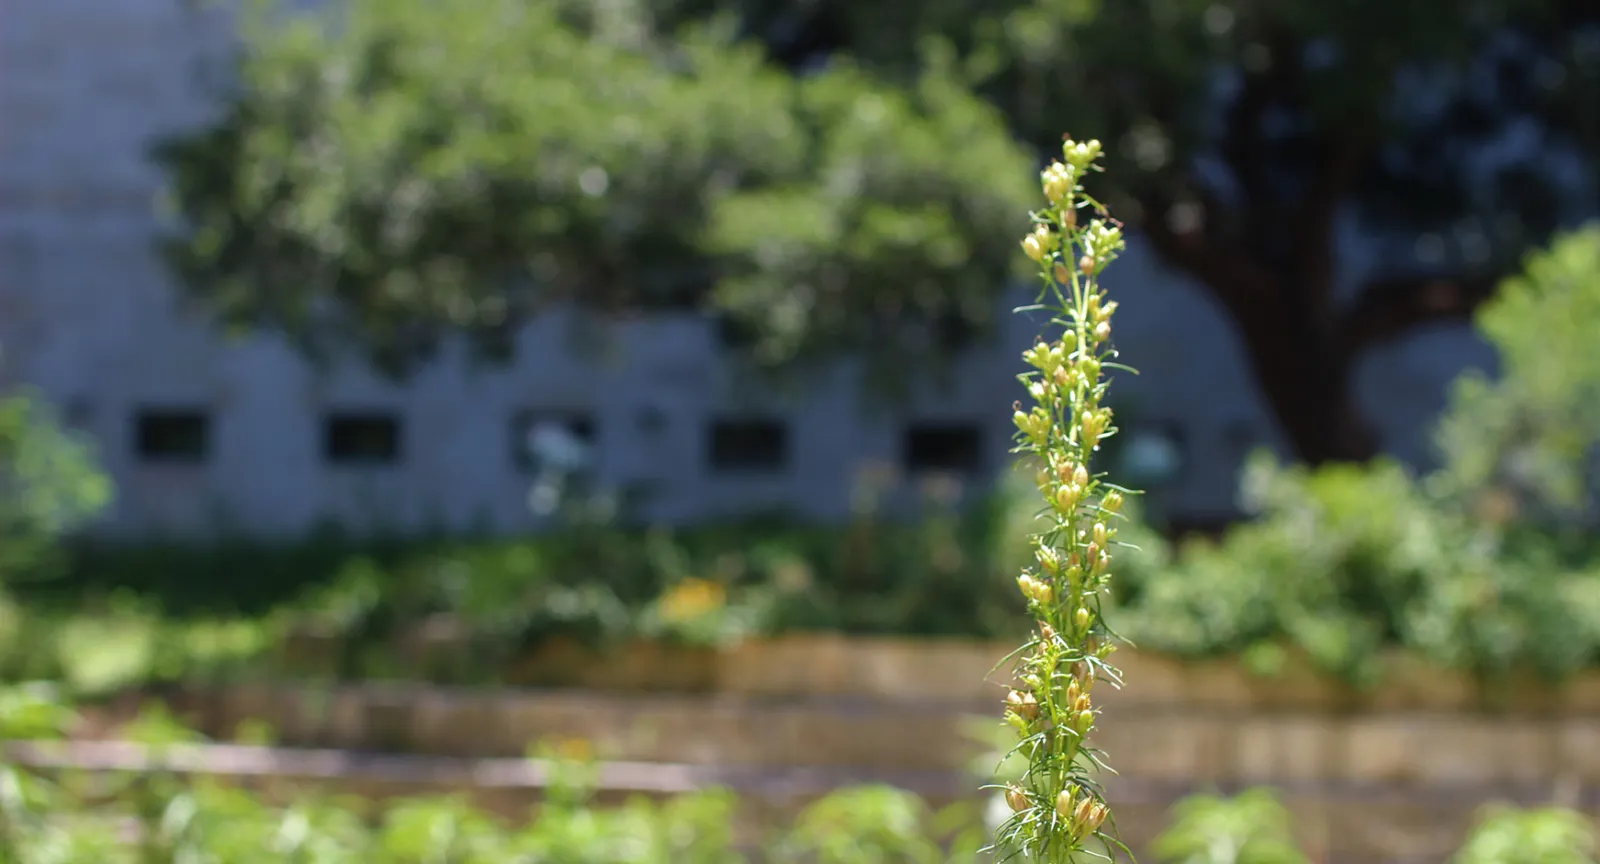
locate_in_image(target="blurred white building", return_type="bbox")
[0,0,1495,539]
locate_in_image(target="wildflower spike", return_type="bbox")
[991,136,1136,861]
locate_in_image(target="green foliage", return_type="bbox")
[1148,789,1308,864]
[1455,805,1599,864]
[777,786,951,864]
[155,0,1034,386]
[682,0,1598,463]
[153,0,1600,463]
[0,390,111,584]
[23,223,1600,695]
[1115,448,1600,685]
[0,684,986,863]
[0,595,271,698]
[1110,227,1600,686]
[1432,225,1600,520]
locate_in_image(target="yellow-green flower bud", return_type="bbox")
[1006,784,1030,813]
[1038,544,1061,575]
[1016,573,1038,599]
[1017,574,1054,606]
[1063,139,1103,168]
[1075,709,1094,735]
[1075,607,1092,631]
[1092,522,1108,547]
[1023,344,1051,371]
[1055,788,1078,820]
[1103,490,1124,514]
[1041,162,1073,204]
[1073,797,1097,833]
[1086,802,1108,833]
[1006,689,1040,720]
[1022,226,1053,263]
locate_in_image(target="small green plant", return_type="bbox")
[1148,789,1308,864]
[0,389,111,584]
[989,137,1134,861]
[777,785,943,864]
[1455,804,1598,864]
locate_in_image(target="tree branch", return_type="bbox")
[1291,127,1374,320]
[1336,270,1503,359]
[1139,184,1277,316]
[1220,29,1301,247]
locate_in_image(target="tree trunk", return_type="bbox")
[1230,289,1379,466]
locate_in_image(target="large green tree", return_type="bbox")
[159,0,1600,463]
[688,0,1600,463]
[155,0,1036,392]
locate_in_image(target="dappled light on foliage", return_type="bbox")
[154,0,1035,390]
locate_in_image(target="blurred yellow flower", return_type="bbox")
[658,577,726,624]
[555,736,593,763]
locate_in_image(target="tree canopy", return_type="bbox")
[156,0,1600,462]
[155,0,1037,390]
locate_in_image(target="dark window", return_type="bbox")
[904,423,984,474]
[713,314,759,351]
[708,419,789,472]
[324,412,402,465]
[933,313,982,354]
[133,408,209,463]
[511,410,597,473]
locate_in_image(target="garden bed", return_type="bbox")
[270,630,1600,715]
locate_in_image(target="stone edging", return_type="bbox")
[11,740,1600,810]
[407,634,1600,714]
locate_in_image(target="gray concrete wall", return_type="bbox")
[0,0,1497,539]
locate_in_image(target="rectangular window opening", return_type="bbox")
[324,412,402,465]
[134,408,210,464]
[904,423,984,475]
[708,418,789,473]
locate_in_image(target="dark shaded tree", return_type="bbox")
[722,0,1600,462]
[158,0,1600,463]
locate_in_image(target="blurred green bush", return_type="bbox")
[12,229,1600,693]
[0,389,111,585]
[4,685,1593,862]
[0,684,984,863]
[1111,225,1600,687]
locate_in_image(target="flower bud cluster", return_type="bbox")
[992,137,1134,862]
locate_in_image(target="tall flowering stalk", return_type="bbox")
[990,137,1133,863]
